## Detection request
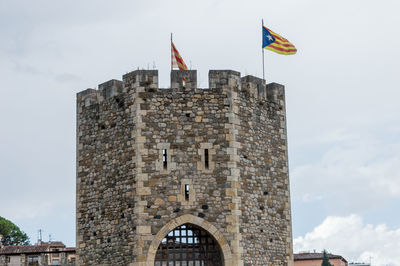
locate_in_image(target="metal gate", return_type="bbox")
[154,223,223,266]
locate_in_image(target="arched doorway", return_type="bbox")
[154,223,223,266]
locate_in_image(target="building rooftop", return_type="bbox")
[294,252,348,262]
[0,241,75,255]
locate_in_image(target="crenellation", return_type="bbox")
[77,88,99,107]
[78,71,284,109]
[123,69,158,92]
[241,75,265,100]
[266,82,285,103]
[209,70,241,91]
[77,88,98,98]
[171,70,197,90]
[98,79,124,100]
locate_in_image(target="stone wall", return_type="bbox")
[76,69,293,266]
[237,78,293,265]
[76,79,137,265]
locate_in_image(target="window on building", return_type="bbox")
[204,149,209,169]
[52,259,60,265]
[28,256,39,265]
[184,184,190,200]
[162,149,168,169]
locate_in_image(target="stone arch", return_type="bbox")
[146,214,233,265]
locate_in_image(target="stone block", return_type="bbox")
[137,226,151,234]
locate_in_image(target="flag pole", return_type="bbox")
[262,19,265,82]
[171,33,173,71]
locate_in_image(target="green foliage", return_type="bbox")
[0,216,30,246]
[321,250,333,266]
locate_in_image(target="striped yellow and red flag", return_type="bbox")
[262,26,297,55]
[171,42,188,70]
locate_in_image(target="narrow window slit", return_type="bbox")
[162,149,168,169]
[184,184,190,201]
[204,149,209,169]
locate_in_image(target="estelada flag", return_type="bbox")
[171,42,188,70]
[262,26,297,55]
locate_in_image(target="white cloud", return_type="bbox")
[291,130,400,213]
[294,215,400,266]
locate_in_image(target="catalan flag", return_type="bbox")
[171,41,188,70]
[262,26,297,55]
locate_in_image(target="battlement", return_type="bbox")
[77,69,284,106]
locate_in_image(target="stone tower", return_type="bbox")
[76,69,293,266]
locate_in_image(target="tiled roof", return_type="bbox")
[0,245,48,254]
[0,241,67,255]
[294,252,347,262]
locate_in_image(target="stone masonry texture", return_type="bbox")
[76,69,293,266]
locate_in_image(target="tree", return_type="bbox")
[0,216,30,246]
[321,249,333,266]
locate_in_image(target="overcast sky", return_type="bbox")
[1,1,399,265]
